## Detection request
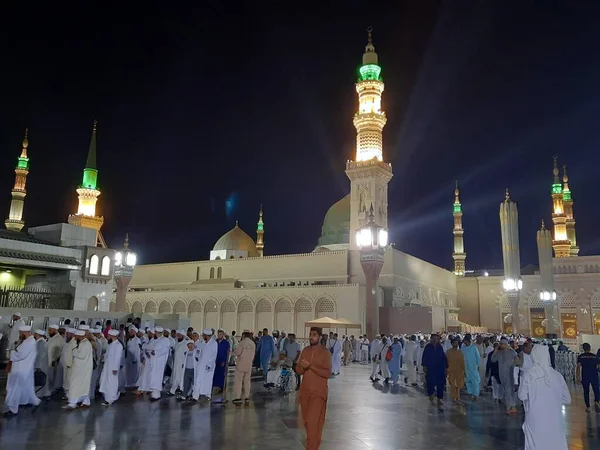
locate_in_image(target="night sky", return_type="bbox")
[2,2,600,270]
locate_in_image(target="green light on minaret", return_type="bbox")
[81,120,98,190]
[552,183,562,195]
[359,64,382,81]
[563,188,572,201]
[17,156,29,170]
[453,202,462,213]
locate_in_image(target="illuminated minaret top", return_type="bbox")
[68,120,105,246]
[353,26,387,162]
[550,156,570,258]
[346,27,393,248]
[256,205,264,257]
[562,165,579,256]
[452,181,466,276]
[5,129,30,232]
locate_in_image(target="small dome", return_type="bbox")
[317,194,350,247]
[213,223,259,257]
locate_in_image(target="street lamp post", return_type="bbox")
[356,206,388,340]
[114,234,137,313]
[537,220,558,337]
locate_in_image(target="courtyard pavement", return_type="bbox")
[0,363,598,449]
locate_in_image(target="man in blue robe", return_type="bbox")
[388,336,403,384]
[257,328,275,376]
[421,333,448,406]
[461,334,481,400]
[212,329,231,392]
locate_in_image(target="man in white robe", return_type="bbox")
[518,344,571,450]
[3,326,41,417]
[64,330,93,409]
[361,337,370,364]
[46,324,64,393]
[331,334,342,375]
[61,328,77,398]
[136,328,155,395]
[355,336,363,363]
[168,330,190,396]
[100,329,123,406]
[370,335,382,381]
[125,326,141,387]
[163,328,176,388]
[34,330,51,398]
[7,312,25,351]
[148,326,170,400]
[404,335,418,385]
[191,328,218,402]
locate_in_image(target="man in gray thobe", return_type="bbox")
[491,338,519,414]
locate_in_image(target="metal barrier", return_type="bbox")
[0,287,73,310]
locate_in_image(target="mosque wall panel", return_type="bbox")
[189,312,203,331]
[275,312,293,334]
[238,312,254,333]
[256,312,272,332]
[221,312,236,333]
[205,311,219,329]
[456,277,481,326]
[295,312,313,338]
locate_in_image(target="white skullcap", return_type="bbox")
[14,312,22,317]
[74,330,85,336]
[108,329,120,337]
[176,329,185,335]
[154,326,164,333]
[147,328,154,333]
[281,330,286,333]
[93,327,103,334]
[129,326,138,333]
[273,329,279,333]
[19,325,31,332]
[243,329,250,333]
[49,324,59,330]
[79,324,90,330]
[192,330,199,335]
[202,328,212,335]
[35,329,46,336]
[66,328,76,334]
[165,328,171,333]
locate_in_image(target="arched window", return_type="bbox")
[101,255,111,276]
[89,254,99,275]
[210,267,215,279]
[217,267,222,279]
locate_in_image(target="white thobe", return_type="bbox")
[4,335,40,414]
[404,341,418,384]
[331,339,342,375]
[355,338,363,361]
[7,319,25,351]
[148,337,170,399]
[518,366,571,450]
[62,338,77,393]
[379,343,390,379]
[125,336,141,387]
[100,340,123,404]
[47,333,64,391]
[68,339,93,406]
[137,338,154,392]
[35,338,51,398]
[169,338,190,394]
[192,339,218,400]
[370,339,382,378]
[361,339,370,362]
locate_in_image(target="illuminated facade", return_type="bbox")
[562,165,579,256]
[5,130,30,232]
[452,182,466,276]
[68,120,105,246]
[551,157,570,257]
[346,28,393,249]
[256,205,264,257]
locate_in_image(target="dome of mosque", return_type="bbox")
[317,194,350,247]
[213,223,259,257]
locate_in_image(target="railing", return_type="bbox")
[0,286,73,310]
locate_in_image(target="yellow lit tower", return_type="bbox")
[562,165,579,256]
[5,129,30,232]
[68,120,105,247]
[346,27,393,248]
[256,205,264,257]
[452,181,466,276]
[551,156,570,258]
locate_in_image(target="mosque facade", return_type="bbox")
[2,31,600,341]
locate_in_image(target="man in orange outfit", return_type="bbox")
[295,326,331,450]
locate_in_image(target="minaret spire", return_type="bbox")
[562,164,578,256]
[5,129,31,232]
[256,205,264,257]
[550,156,570,257]
[68,120,105,246]
[346,27,393,248]
[452,181,466,276]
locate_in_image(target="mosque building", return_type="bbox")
[1,30,600,342]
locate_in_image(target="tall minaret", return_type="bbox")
[256,205,264,257]
[562,165,579,256]
[551,157,570,257]
[500,189,522,334]
[5,129,30,232]
[68,120,104,245]
[452,181,466,276]
[346,27,393,248]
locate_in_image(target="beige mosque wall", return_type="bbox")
[456,277,482,326]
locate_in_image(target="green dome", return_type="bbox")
[317,194,350,247]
